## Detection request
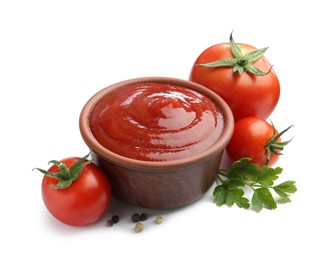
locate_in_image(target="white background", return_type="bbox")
[1,0,329,259]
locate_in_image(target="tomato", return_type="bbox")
[189,33,280,121]
[35,154,111,226]
[224,117,292,167]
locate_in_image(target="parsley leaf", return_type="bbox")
[213,185,250,209]
[227,189,250,209]
[252,188,277,212]
[273,181,297,203]
[256,166,281,187]
[213,158,297,211]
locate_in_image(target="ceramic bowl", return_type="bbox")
[79,77,234,209]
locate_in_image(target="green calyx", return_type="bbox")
[196,31,273,76]
[265,123,293,165]
[33,153,91,189]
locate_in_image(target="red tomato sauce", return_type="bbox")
[89,83,224,161]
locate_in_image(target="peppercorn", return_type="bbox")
[155,216,163,224]
[105,219,114,227]
[131,213,140,223]
[139,213,148,221]
[112,215,120,224]
[134,223,144,233]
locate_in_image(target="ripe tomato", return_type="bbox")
[189,33,280,121]
[224,117,292,167]
[35,154,111,226]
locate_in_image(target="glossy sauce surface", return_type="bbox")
[89,83,224,161]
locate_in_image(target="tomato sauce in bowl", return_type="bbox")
[80,77,234,209]
[88,82,224,162]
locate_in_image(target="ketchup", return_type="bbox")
[89,83,224,161]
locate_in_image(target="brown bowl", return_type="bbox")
[79,77,234,209]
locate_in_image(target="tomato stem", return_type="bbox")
[196,31,272,76]
[265,124,293,165]
[33,153,91,189]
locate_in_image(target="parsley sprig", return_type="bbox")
[213,158,297,212]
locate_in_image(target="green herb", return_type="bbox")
[213,158,297,212]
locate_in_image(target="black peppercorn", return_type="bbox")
[105,219,114,227]
[112,215,120,224]
[131,213,140,223]
[139,213,148,221]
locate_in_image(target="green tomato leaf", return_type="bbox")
[245,63,272,76]
[233,65,244,75]
[196,58,237,68]
[195,32,273,76]
[252,188,277,211]
[33,152,91,190]
[51,179,73,189]
[244,47,269,63]
[229,31,243,59]
[69,153,91,182]
[33,168,63,180]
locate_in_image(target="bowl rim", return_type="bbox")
[79,76,234,170]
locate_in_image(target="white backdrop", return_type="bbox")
[1,1,328,259]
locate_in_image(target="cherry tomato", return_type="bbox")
[225,117,291,167]
[35,155,111,226]
[189,33,280,121]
